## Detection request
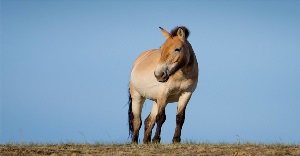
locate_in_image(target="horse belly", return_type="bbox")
[131,72,160,100]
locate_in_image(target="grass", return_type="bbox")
[1,142,300,156]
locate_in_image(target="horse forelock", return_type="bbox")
[170,26,190,39]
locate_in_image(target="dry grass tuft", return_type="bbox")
[1,143,300,156]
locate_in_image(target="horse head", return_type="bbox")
[154,26,191,82]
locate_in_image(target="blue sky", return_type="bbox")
[1,0,300,144]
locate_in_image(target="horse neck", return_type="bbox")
[186,41,198,69]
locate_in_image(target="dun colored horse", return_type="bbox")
[128,26,198,143]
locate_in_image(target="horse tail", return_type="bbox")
[128,87,134,138]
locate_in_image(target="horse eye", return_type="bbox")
[175,47,181,52]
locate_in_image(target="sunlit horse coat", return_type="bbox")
[128,26,198,143]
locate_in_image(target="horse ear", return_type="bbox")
[177,28,185,41]
[159,27,171,39]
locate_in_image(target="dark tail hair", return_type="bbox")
[128,88,133,138]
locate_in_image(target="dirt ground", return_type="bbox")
[1,143,300,156]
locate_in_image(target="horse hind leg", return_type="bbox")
[128,87,145,143]
[143,101,158,143]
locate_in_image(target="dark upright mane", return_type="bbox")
[170,26,190,39]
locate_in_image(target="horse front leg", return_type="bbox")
[152,109,166,143]
[172,92,192,143]
[152,97,167,143]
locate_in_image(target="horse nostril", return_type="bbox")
[161,71,166,77]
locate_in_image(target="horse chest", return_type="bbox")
[168,78,194,95]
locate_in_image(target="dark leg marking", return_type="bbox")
[172,107,186,143]
[143,114,153,143]
[152,110,166,143]
[132,115,142,143]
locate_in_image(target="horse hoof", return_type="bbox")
[143,139,151,144]
[172,138,181,143]
[152,137,161,143]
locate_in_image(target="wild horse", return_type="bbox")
[128,26,198,143]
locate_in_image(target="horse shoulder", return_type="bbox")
[169,66,198,93]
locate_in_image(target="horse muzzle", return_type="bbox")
[154,70,169,82]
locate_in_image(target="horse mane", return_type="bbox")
[170,26,190,39]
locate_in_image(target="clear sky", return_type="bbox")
[1,0,300,144]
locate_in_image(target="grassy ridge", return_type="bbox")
[1,143,300,156]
